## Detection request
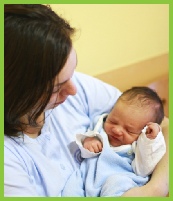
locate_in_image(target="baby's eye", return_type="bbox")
[109,119,117,124]
[127,130,135,135]
[127,129,140,135]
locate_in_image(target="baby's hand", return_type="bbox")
[145,122,160,139]
[83,137,103,153]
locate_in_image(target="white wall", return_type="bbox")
[50,4,169,76]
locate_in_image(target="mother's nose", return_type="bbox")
[63,79,77,96]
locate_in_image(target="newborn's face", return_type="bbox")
[104,101,152,147]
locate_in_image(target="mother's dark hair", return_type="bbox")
[5,4,75,136]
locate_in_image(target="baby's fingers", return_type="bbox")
[96,142,103,152]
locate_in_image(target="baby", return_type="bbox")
[76,86,166,197]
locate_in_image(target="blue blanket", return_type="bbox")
[63,131,149,197]
[80,136,149,197]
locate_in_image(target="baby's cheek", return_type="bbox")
[104,123,109,133]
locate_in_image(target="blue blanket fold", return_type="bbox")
[63,132,149,197]
[80,138,149,197]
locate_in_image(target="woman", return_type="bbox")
[4,4,169,196]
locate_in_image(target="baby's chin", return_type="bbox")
[110,141,122,147]
[108,136,122,147]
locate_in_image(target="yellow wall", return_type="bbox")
[50,4,169,76]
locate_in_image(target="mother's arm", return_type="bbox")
[122,117,169,197]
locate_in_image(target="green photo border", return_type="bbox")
[1,0,172,201]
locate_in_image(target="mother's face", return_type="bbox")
[45,47,77,110]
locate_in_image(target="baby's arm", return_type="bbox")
[76,131,104,158]
[132,123,166,177]
[122,117,169,197]
[83,137,103,153]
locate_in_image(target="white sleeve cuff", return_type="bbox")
[76,131,103,158]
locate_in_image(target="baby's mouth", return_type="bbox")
[109,135,120,142]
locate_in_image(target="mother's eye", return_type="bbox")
[52,85,61,94]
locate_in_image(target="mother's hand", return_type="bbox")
[121,184,167,197]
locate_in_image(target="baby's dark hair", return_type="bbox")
[117,86,164,124]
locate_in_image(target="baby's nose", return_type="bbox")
[112,126,124,136]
